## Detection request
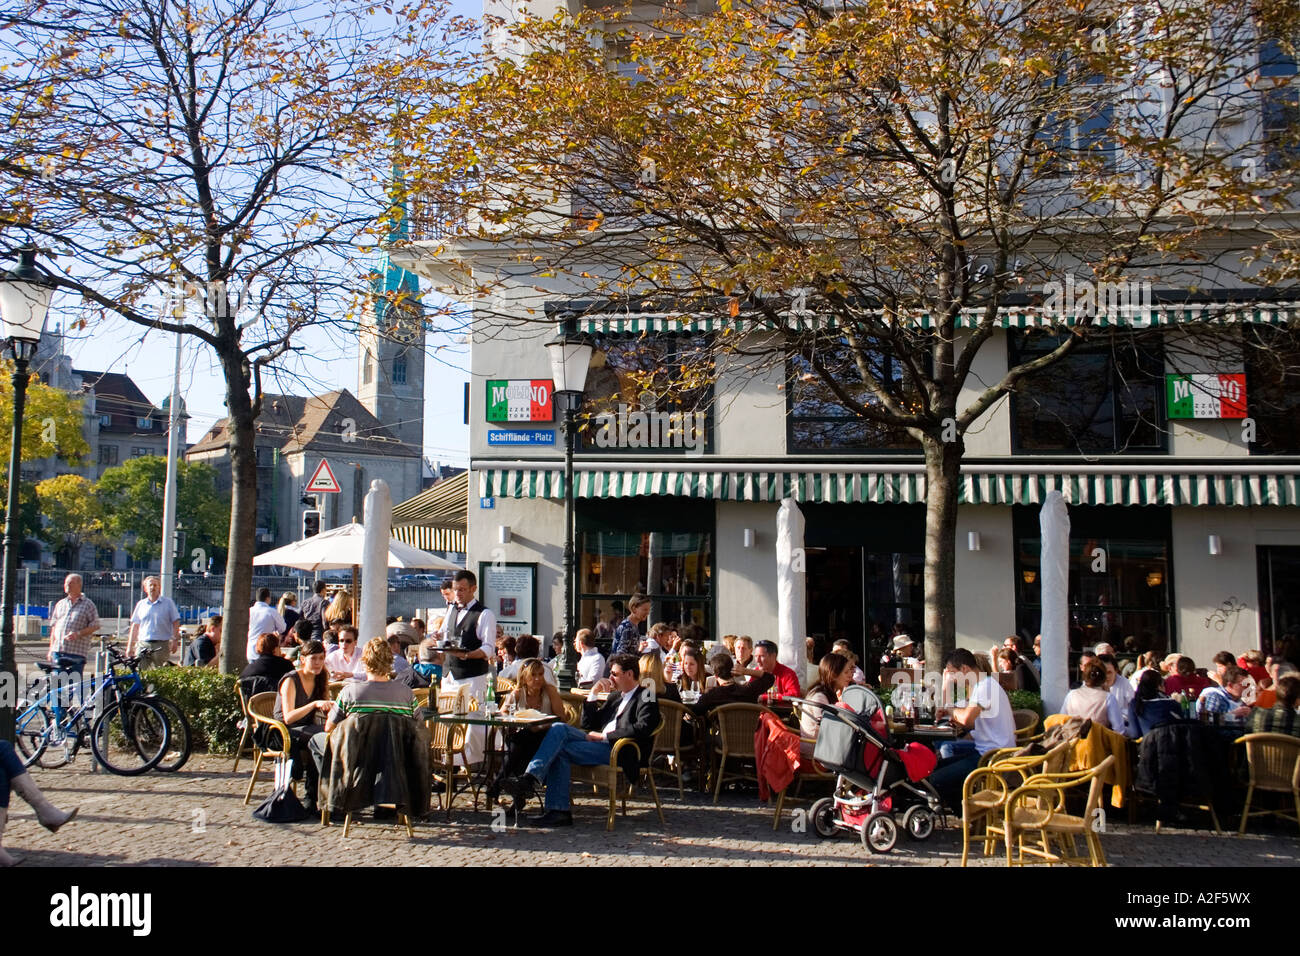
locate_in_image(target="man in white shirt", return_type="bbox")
[438,570,497,764]
[325,626,366,680]
[929,647,1016,810]
[574,629,605,687]
[1099,653,1137,737]
[127,576,181,669]
[245,587,286,661]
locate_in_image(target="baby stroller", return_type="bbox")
[805,684,945,853]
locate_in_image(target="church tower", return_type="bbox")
[357,174,425,457]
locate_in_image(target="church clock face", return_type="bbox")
[376,296,424,345]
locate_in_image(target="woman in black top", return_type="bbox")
[273,640,331,812]
[238,633,294,691]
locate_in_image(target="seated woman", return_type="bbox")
[488,658,568,804]
[639,652,680,704]
[239,632,294,695]
[1128,651,1159,690]
[800,653,852,758]
[309,637,417,792]
[274,639,332,812]
[1061,661,1112,728]
[1129,668,1182,737]
[831,640,867,685]
[676,645,708,697]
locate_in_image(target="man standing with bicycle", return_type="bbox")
[127,576,181,669]
[47,573,100,674]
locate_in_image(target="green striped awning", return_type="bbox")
[572,301,1300,334]
[479,468,1300,507]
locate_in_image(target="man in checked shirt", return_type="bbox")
[46,573,101,674]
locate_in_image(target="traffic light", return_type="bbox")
[302,510,321,538]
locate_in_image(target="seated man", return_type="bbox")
[691,654,774,715]
[1251,674,1300,737]
[927,648,1017,811]
[737,640,802,698]
[1164,655,1214,699]
[1098,653,1136,737]
[1196,664,1252,728]
[503,654,658,828]
[325,626,366,681]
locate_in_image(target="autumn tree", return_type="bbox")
[35,474,104,567]
[96,457,230,566]
[0,0,464,672]
[407,0,1300,663]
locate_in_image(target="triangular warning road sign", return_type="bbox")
[306,459,342,493]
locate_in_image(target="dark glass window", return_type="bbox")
[1013,506,1174,660]
[1010,331,1165,454]
[1260,39,1299,170]
[393,352,407,386]
[788,339,922,453]
[1244,324,1300,454]
[577,335,713,455]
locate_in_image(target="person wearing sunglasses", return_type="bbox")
[326,625,366,681]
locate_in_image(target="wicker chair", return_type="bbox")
[960,740,1072,866]
[649,699,698,798]
[1001,754,1115,867]
[427,712,474,819]
[412,687,430,709]
[560,692,586,727]
[1235,732,1300,835]
[709,703,774,804]
[232,682,256,774]
[327,681,347,700]
[569,719,666,830]
[242,692,293,806]
[496,677,517,697]
[1012,709,1041,742]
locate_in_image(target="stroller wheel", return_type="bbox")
[809,797,839,839]
[861,811,898,853]
[903,805,935,841]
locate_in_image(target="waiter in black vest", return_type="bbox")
[438,569,497,765]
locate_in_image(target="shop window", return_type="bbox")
[1245,324,1300,454]
[1260,37,1299,170]
[577,499,714,646]
[1013,505,1173,661]
[1010,330,1165,454]
[577,334,713,455]
[788,339,923,453]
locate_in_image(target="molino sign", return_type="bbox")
[1166,373,1247,419]
[486,380,554,423]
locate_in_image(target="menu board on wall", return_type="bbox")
[478,561,538,638]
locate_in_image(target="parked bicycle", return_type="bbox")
[15,644,188,775]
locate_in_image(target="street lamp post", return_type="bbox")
[546,322,592,691]
[0,247,55,742]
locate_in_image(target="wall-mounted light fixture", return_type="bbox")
[742,528,755,549]
[1208,534,1222,556]
[967,531,981,552]
[1146,571,1163,587]
[497,525,511,545]
[1022,570,1037,585]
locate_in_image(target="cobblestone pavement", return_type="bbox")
[6,756,1300,867]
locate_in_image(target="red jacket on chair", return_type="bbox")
[755,711,802,801]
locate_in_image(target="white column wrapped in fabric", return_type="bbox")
[1039,491,1071,714]
[358,479,392,645]
[776,498,806,674]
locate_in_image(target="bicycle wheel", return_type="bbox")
[149,695,192,772]
[90,699,170,776]
[15,703,56,768]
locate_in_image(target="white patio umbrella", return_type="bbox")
[252,521,461,572]
[1039,491,1071,714]
[776,498,807,676]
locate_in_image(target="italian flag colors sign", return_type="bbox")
[1166,373,1247,419]
[486,380,554,423]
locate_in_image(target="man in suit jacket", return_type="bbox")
[505,653,659,827]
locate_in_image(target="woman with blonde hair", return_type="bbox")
[488,659,566,805]
[276,591,300,640]
[640,651,681,703]
[324,590,353,628]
